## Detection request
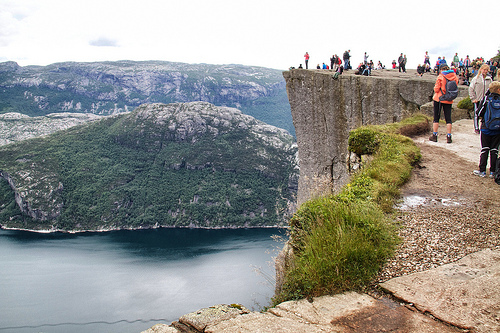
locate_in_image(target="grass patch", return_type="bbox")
[272,115,424,305]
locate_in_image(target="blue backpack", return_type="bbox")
[484,94,500,130]
[439,77,458,101]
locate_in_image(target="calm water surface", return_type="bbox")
[0,228,286,333]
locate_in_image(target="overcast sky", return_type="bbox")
[1,0,498,70]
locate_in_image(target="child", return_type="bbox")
[473,81,500,178]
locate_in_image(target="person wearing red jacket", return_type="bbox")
[429,64,459,143]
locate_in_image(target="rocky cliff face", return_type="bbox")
[283,69,467,206]
[0,60,293,135]
[0,112,103,146]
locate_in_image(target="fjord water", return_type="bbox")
[0,228,285,333]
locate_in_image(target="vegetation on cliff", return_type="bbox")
[273,115,426,305]
[0,102,298,231]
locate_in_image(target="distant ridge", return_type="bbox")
[0,60,294,135]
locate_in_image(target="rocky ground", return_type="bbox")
[373,119,500,285]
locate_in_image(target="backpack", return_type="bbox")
[483,94,500,130]
[439,76,458,101]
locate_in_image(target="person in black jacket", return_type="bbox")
[417,64,425,76]
[473,81,500,178]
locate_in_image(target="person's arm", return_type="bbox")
[474,98,482,132]
[434,75,442,94]
[478,92,490,118]
[474,93,489,132]
[469,77,477,102]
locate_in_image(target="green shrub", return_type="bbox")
[457,97,473,111]
[273,115,424,305]
[274,198,397,304]
[348,127,381,155]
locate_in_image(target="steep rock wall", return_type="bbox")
[283,69,463,206]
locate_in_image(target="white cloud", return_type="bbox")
[0,0,498,70]
[89,37,119,47]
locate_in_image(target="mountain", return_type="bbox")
[0,102,298,232]
[0,60,294,136]
[0,112,103,146]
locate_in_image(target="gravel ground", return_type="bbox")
[373,119,500,284]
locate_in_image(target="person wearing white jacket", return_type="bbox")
[469,64,493,107]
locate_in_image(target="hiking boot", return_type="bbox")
[447,135,452,143]
[429,134,437,142]
[489,172,495,178]
[473,170,486,177]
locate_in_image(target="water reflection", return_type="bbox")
[0,228,287,333]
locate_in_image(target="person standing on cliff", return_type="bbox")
[472,81,500,178]
[429,64,459,143]
[304,52,309,69]
[464,55,472,71]
[343,50,351,70]
[453,53,460,68]
[469,64,493,112]
[398,53,404,72]
[424,51,431,66]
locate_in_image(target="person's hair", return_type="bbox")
[489,81,500,94]
[440,65,449,71]
[480,64,490,72]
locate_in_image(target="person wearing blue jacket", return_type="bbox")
[473,81,500,178]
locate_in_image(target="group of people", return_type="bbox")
[430,55,500,183]
[299,50,500,183]
[428,53,500,86]
[389,53,408,72]
[301,51,350,73]
[300,51,386,76]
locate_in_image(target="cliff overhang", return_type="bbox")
[283,69,467,206]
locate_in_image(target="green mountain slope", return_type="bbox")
[0,60,294,136]
[0,102,298,232]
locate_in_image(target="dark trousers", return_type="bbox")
[433,101,452,124]
[479,132,500,173]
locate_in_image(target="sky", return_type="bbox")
[1,0,498,71]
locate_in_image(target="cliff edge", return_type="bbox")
[283,69,468,206]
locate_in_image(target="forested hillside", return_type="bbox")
[0,102,298,232]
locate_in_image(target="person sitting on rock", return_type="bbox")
[355,63,366,75]
[362,64,371,76]
[417,64,425,76]
[336,65,343,75]
[434,57,441,73]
